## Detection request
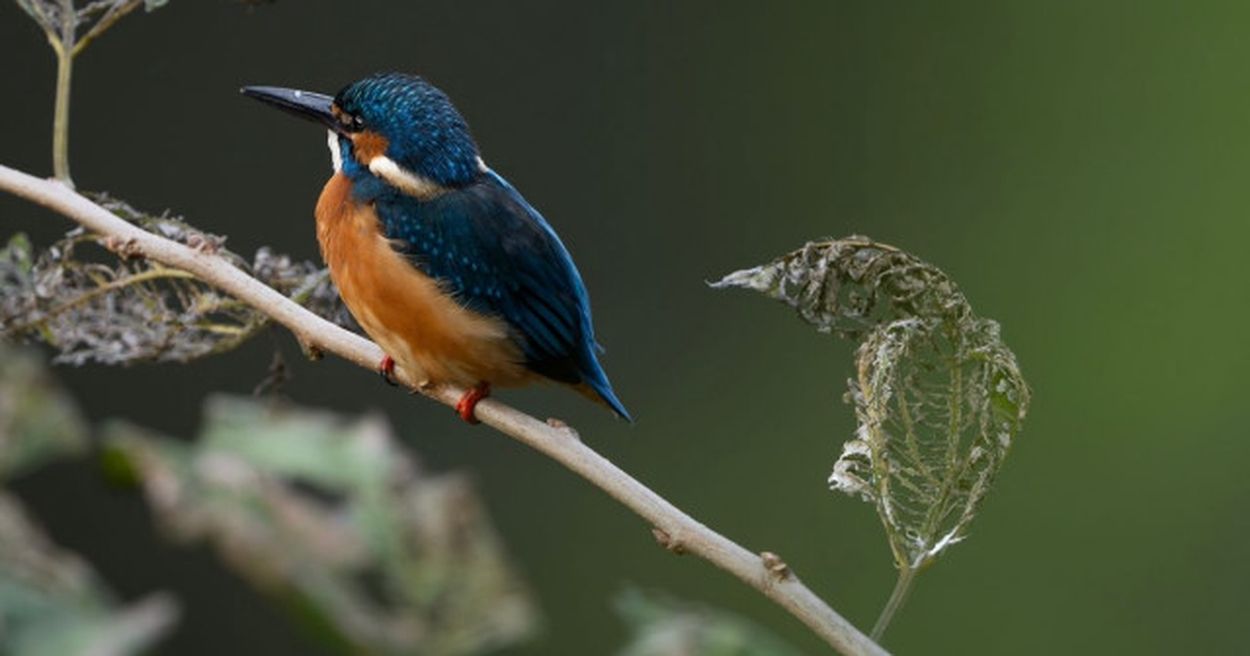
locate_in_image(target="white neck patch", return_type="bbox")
[326,130,342,172]
[368,155,447,200]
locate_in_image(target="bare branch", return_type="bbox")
[0,163,887,656]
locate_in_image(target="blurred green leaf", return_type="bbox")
[715,236,1030,635]
[0,340,88,480]
[0,492,178,656]
[0,341,176,655]
[103,395,538,655]
[615,589,803,656]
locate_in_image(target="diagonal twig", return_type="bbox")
[0,162,887,656]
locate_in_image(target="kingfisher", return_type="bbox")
[242,72,630,423]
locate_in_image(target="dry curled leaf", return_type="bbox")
[1,195,354,365]
[714,236,1030,588]
[0,345,177,656]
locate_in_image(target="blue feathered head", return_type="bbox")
[332,73,481,187]
[332,73,482,186]
[242,73,483,190]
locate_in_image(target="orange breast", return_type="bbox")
[314,173,527,387]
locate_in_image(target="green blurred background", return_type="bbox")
[3,1,1249,653]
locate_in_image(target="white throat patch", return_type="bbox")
[368,155,447,200]
[326,130,342,172]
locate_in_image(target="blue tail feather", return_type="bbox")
[581,353,632,422]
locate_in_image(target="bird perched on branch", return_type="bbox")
[242,72,630,423]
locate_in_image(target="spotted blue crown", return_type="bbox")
[335,72,482,187]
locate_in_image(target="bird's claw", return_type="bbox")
[455,383,491,424]
[378,355,397,386]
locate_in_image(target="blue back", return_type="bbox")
[379,173,629,419]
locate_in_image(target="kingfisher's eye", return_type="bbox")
[337,111,364,132]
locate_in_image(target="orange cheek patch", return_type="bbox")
[351,131,389,164]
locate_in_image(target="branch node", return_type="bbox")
[102,234,142,259]
[651,527,686,555]
[185,231,221,255]
[295,336,323,361]
[760,551,792,581]
[545,417,580,440]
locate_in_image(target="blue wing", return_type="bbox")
[373,169,630,420]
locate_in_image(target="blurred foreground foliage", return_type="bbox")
[0,494,179,656]
[0,197,353,365]
[716,236,1031,635]
[0,342,88,477]
[0,342,787,655]
[0,342,178,656]
[616,589,802,656]
[0,343,542,655]
[104,396,539,655]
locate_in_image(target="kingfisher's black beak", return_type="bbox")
[241,85,343,134]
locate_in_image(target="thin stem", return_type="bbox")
[44,0,147,185]
[52,48,74,184]
[871,566,917,641]
[57,266,197,313]
[52,1,76,186]
[0,163,889,656]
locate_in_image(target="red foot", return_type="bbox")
[455,383,491,424]
[378,355,397,386]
